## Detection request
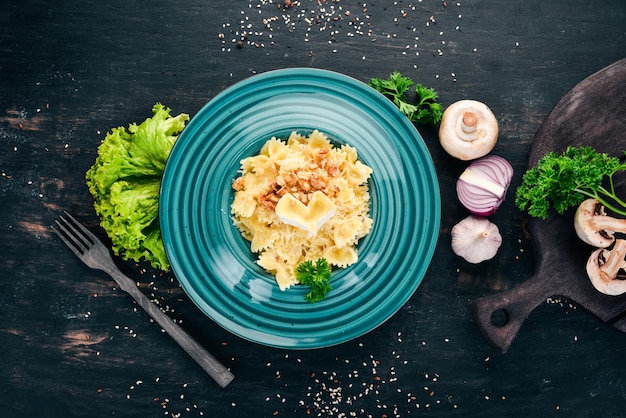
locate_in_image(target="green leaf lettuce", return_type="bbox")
[86,103,189,270]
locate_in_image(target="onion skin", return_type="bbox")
[456,155,513,216]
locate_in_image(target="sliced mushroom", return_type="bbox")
[586,239,626,296]
[574,198,626,248]
[438,100,499,160]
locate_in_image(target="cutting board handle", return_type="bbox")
[471,274,554,353]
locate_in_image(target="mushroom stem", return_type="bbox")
[599,240,626,282]
[589,212,626,231]
[461,112,478,134]
[586,239,626,296]
[455,113,479,142]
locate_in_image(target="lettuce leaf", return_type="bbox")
[86,103,189,270]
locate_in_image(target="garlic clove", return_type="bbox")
[451,215,502,263]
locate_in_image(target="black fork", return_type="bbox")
[53,212,234,388]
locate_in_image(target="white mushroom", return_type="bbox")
[586,239,626,296]
[438,100,499,160]
[451,215,502,263]
[574,198,626,248]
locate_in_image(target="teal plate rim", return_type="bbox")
[160,68,441,349]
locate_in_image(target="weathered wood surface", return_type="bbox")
[1,1,626,417]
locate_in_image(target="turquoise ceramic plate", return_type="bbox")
[160,68,440,349]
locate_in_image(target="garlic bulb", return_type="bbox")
[451,215,502,263]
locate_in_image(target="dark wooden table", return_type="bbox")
[2,1,625,417]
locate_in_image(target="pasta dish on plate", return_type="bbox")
[231,130,373,290]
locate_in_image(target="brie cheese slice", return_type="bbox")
[275,191,337,236]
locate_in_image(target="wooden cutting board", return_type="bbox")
[471,58,626,353]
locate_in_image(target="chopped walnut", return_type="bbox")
[257,154,335,210]
[327,166,340,177]
[232,177,245,191]
[309,176,326,190]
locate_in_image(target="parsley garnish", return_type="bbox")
[368,71,443,125]
[515,146,626,219]
[296,258,332,303]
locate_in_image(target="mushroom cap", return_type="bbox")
[574,198,615,248]
[439,100,499,161]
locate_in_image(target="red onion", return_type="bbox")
[456,154,513,216]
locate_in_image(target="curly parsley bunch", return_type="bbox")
[516,146,626,219]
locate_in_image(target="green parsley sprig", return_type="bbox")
[515,146,626,219]
[368,71,443,125]
[296,258,332,303]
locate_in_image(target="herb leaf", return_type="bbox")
[296,258,332,303]
[414,84,443,125]
[368,71,443,125]
[515,146,626,219]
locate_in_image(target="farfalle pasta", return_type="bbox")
[231,130,373,290]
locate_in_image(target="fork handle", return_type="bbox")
[104,266,235,388]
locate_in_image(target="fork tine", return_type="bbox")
[52,221,86,258]
[53,212,95,255]
[61,211,99,245]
